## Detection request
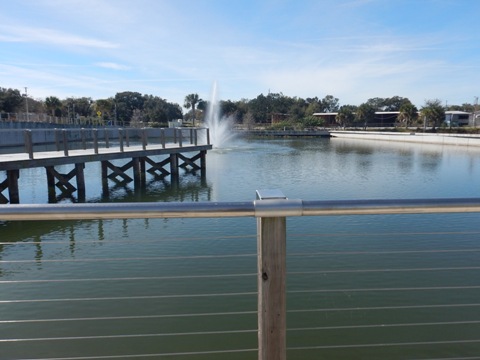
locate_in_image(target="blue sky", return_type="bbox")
[1,0,479,110]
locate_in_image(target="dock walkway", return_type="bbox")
[0,127,212,203]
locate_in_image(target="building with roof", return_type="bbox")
[445,111,470,126]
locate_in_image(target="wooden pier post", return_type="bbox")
[140,158,146,189]
[46,166,56,202]
[170,153,179,183]
[132,157,147,190]
[75,163,86,202]
[7,170,20,204]
[101,161,109,195]
[256,190,287,360]
[200,150,207,180]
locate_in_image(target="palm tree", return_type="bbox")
[45,96,61,116]
[335,105,355,128]
[356,103,376,129]
[397,102,418,128]
[184,93,202,126]
[420,99,445,130]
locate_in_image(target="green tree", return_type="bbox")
[143,95,182,125]
[0,87,24,113]
[300,115,325,128]
[184,93,202,126]
[321,95,340,112]
[356,103,376,128]
[115,91,145,125]
[365,96,411,111]
[45,96,62,116]
[288,97,307,122]
[94,98,115,121]
[335,105,356,128]
[397,102,418,128]
[366,97,386,111]
[305,97,323,116]
[247,94,269,123]
[219,100,245,123]
[420,99,445,130]
[384,96,411,111]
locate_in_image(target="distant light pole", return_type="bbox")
[474,96,478,128]
[23,87,29,121]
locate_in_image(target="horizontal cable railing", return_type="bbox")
[1,194,480,359]
[2,197,480,220]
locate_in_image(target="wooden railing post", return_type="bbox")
[62,129,69,156]
[119,128,124,152]
[81,128,87,150]
[125,128,130,147]
[105,128,110,148]
[93,129,99,154]
[24,129,34,159]
[256,189,287,360]
[142,128,147,150]
[161,128,166,149]
[55,128,61,151]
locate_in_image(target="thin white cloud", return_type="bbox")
[0,34,25,42]
[0,24,118,49]
[95,62,130,71]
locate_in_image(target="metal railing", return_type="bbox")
[1,191,480,359]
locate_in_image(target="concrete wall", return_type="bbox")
[0,127,180,148]
[330,131,480,147]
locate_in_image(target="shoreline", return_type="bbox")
[330,130,480,147]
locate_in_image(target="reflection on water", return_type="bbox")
[2,137,480,359]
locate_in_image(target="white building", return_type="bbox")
[444,111,470,126]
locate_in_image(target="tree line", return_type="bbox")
[1,86,477,129]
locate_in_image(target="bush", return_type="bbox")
[300,116,325,128]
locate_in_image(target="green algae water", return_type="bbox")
[1,137,480,359]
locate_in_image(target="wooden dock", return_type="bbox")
[0,127,212,204]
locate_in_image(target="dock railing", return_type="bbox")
[2,192,480,359]
[0,127,210,154]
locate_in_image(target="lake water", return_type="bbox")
[1,136,480,359]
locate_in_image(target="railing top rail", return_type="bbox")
[1,197,480,221]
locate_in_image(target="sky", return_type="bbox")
[1,0,479,111]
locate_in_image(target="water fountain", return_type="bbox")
[204,82,236,149]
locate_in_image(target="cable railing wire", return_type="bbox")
[13,348,258,360]
[0,310,258,324]
[2,197,480,359]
